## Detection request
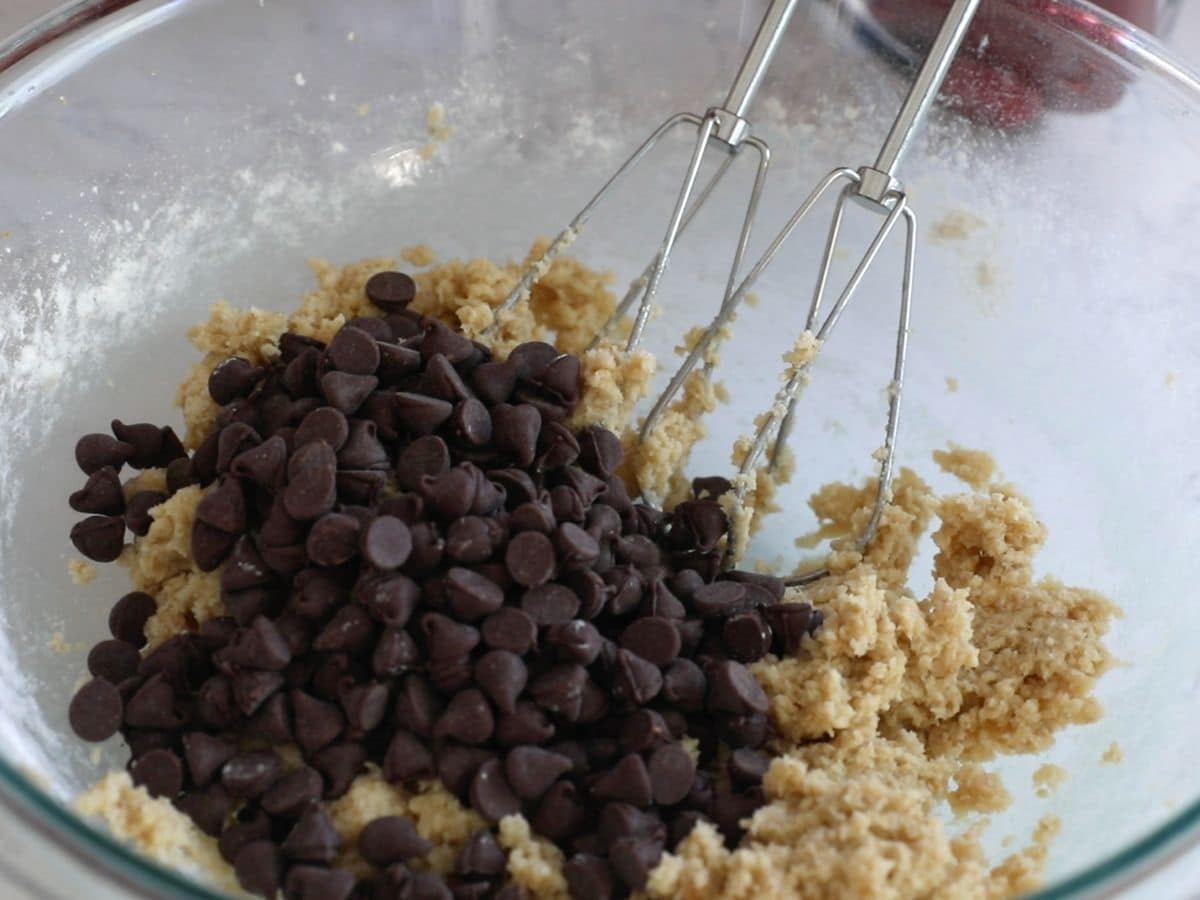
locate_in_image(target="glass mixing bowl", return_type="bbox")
[1,0,1198,897]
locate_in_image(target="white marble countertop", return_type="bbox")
[1,1,1199,899]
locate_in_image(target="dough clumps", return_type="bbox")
[79,251,1116,900]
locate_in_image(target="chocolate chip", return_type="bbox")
[521,584,580,626]
[420,613,479,662]
[544,620,602,665]
[377,341,423,386]
[763,602,817,655]
[361,816,433,867]
[396,435,451,491]
[341,681,390,735]
[469,758,520,822]
[372,628,420,678]
[495,701,556,747]
[722,611,773,663]
[120,490,164,537]
[421,323,476,366]
[361,516,413,570]
[295,406,350,451]
[563,854,614,900]
[705,660,768,715]
[195,478,248,536]
[229,672,280,720]
[470,359,518,407]
[474,650,528,716]
[221,751,282,799]
[191,521,235,572]
[725,569,785,601]
[312,742,368,800]
[648,742,697,806]
[661,659,706,712]
[536,422,579,471]
[70,466,125,515]
[220,808,273,864]
[480,607,537,656]
[328,326,381,375]
[196,675,238,730]
[690,581,751,620]
[314,605,376,653]
[88,639,141,684]
[505,746,573,800]
[394,676,442,738]
[75,433,135,475]
[728,747,770,786]
[168,783,231,838]
[292,690,345,753]
[248,691,293,743]
[434,689,494,745]
[609,835,663,891]
[505,531,556,588]
[619,617,680,666]
[720,712,768,749]
[283,466,338,527]
[214,395,259,444]
[183,732,236,786]
[282,804,342,863]
[672,500,729,554]
[529,664,587,722]
[69,678,123,742]
[166,457,198,494]
[612,649,663,706]
[551,522,597,566]
[395,392,454,435]
[447,399,491,448]
[339,419,390,471]
[443,517,492,565]
[618,710,672,755]
[577,426,623,479]
[106,420,161,470]
[284,865,356,900]
[383,730,434,783]
[358,576,417,629]
[366,271,416,311]
[234,841,283,899]
[525,781,584,844]
[604,566,643,617]
[207,357,262,405]
[590,753,653,808]
[130,747,184,798]
[125,673,184,729]
[69,514,126,562]
[219,616,293,671]
[321,371,378,415]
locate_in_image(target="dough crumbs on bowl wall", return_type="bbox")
[68,558,96,585]
[1102,742,1124,765]
[933,443,997,490]
[929,208,986,243]
[1034,764,1068,798]
[945,375,959,393]
[400,243,438,267]
[426,101,453,140]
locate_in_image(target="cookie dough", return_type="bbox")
[77,249,1117,900]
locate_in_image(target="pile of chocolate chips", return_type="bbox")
[67,270,821,900]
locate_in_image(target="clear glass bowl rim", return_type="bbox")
[1,0,1198,897]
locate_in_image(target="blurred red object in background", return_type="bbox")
[866,0,1158,128]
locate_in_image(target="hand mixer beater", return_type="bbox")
[495,0,983,585]
[486,0,803,349]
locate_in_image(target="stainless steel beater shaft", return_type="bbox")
[656,0,981,580]
[485,0,801,350]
